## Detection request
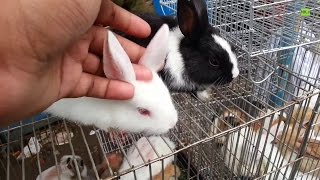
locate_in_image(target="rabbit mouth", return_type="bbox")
[210,75,234,86]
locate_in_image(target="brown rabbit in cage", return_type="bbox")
[289,90,320,126]
[273,118,320,175]
[222,119,313,179]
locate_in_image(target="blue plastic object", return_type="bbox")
[153,0,176,16]
[269,2,303,107]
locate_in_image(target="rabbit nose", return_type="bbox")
[232,66,240,78]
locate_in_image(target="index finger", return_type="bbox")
[95,0,151,38]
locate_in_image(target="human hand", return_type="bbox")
[0,0,151,125]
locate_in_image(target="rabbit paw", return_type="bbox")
[196,90,211,101]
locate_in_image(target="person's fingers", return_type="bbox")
[69,73,134,100]
[115,34,145,63]
[82,53,103,74]
[87,26,145,63]
[82,54,152,80]
[132,64,152,81]
[95,0,151,38]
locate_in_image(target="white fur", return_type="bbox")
[164,27,187,89]
[119,136,175,180]
[224,127,263,176]
[140,25,170,71]
[224,124,312,179]
[196,89,211,101]
[46,25,178,135]
[36,155,88,180]
[213,35,239,78]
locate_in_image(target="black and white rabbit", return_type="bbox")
[116,0,239,101]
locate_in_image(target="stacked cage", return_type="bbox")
[1,0,320,180]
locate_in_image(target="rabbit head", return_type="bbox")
[103,24,178,134]
[176,0,239,85]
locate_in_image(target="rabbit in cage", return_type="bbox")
[272,118,320,176]
[45,24,178,135]
[118,136,176,180]
[36,155,88,180]
[114,0,239,101]
[223,119,315,179]
[290,91,320,129]
[210,100,276,141]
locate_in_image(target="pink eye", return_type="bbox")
[138,108,151,116]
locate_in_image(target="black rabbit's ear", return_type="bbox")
[177,0,209,40]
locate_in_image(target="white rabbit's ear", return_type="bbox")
[139,24,170,72]
[103,31,136,83]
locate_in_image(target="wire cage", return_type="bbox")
[1,0,320,180]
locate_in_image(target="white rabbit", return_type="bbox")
[259,122,317,180]
[272,119,320,178]
[45,24,178,135]
[223,125,265,177]
[119,136,175,180]
[36,155,88,180]
[225,121,316,179]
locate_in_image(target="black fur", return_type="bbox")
[115,0,237,92]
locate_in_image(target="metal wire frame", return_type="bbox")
[1,1,320,180]
[0,52,318,180]
[160,0,320,84]
[160,0,320,55]
[3,44,319,180]
[0,72,319,180]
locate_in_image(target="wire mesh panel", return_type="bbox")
[1,0,320,180]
